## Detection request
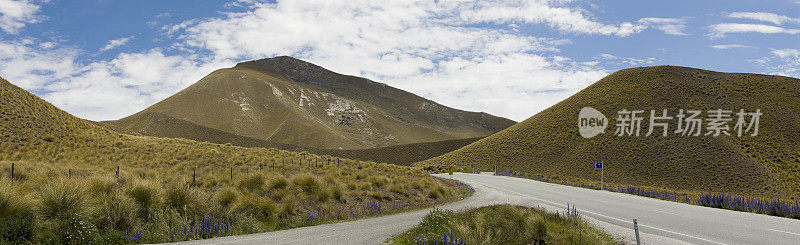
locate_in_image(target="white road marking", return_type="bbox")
[652,209,680,216]
[768,228,800,236]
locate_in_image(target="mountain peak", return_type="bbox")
[235,56,348,87]
[114,57,515,150]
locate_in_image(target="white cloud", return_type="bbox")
[458,0,646,37]
[0,38,229,120]
[100,36,134,51]
[771,48,800,58]
[708,23,800,37]
[728,12,800,25]
[0,39,78,90]
[754,48,800,78]
[5,0,637,121]
[597,53,657,66]
[394,53,608,121]
[166,0,617,121]
[638,17,689,35]
[42,50,231,120]
[0,0,42,34]
[710,44,754,49]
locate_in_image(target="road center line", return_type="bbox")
[652,209,679,216]
[768,228,800,236]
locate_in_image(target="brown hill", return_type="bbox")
[108,56,515,150]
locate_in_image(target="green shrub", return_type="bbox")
[330,182,343,201]
[126,181,162,220]
[533,219,547,243]
[165,184,199,213]
[0,180,35,243]
[231,195,278,223]
[388,184,405,194]
[368,191,382,200]
[215,188,238,208]
[55,214,100,244]
[428,189,441,199]
[268,174,288,190]
[237,174,265,192]
[88,176,116,196]
[369,176,388,188]
[292,174,329,201]
[292,174,321,194]
[436,186,447,196]
[38,179,89,220]
[280,203,295,217]
[92,190,137,231]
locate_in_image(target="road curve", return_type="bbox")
[172,173,800,244]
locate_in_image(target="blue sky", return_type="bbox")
[1,0,799,121]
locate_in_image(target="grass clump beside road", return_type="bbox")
[391,204,619,245]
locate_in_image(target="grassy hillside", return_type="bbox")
[103,112,298,149]
[101,115,481,165]
[109,56,515,150]
[314,137,484,166]
[419,66,800,198]
[0,76,466,243]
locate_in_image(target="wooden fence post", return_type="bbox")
[10,162,14,180]
[192,169,196,186]
[116,166,119,179]
[230,167,233,182]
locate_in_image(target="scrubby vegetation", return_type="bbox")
[419,66,800,199]
[101,112,484,166]
[391,204,618,245]
[312,137,485,166]
[0,77,469,244]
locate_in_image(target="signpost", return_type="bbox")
[593,162,603,190]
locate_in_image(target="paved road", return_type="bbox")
[174,173,800,244]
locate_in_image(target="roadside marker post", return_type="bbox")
[593,162,603,190]
[633,219,641,245]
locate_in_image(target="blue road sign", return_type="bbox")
[594,162,603,169]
